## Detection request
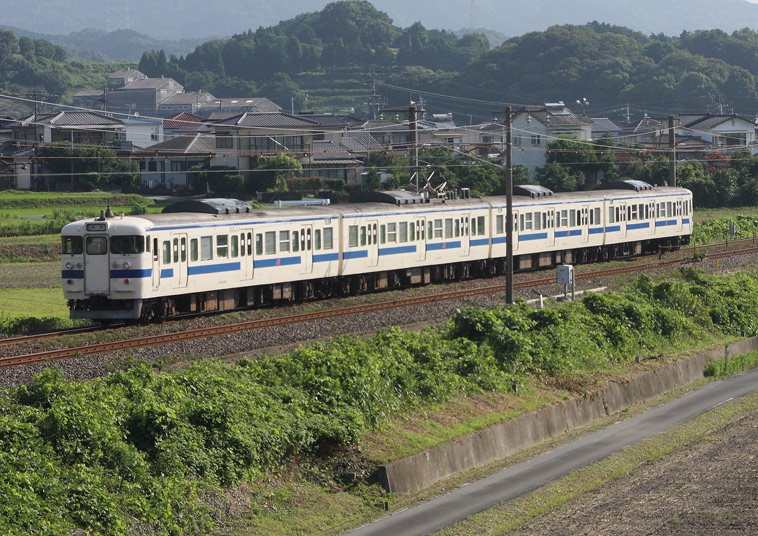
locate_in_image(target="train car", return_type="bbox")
[61,181,692,322]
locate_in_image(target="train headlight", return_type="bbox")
[75,262,82,269]
[122,262,130,269]
[65,262,73,269]
[112,262,119,269]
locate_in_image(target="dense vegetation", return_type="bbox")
[6,1,758,119]
[1,268,757,534]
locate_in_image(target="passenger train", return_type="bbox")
[61,181,693,322]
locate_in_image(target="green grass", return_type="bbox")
[0,287,69,319]
[0,190,154,209]
[693,206,758,223]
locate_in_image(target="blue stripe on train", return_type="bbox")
[188,262,240,275]
[426,241,461,251]
[379,245,416,256]
[62,270,84,279]
[314,252,339,263]
[111,268,152,279]
[253,257,299,269]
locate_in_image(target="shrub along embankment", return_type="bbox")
[1,268,758,535]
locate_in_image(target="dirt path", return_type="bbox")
[506,408,758,536]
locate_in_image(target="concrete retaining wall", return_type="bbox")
[378,337,758,495]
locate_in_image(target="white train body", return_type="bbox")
[61,183,693,321]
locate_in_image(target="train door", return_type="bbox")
[547,209,556,246]
[617,202,627,238]
[300,225,313,274]
[244,231,253,279]
[648,201,656,235]
[171,233,188,288]
[368,220,379,267]
[676,199,683,231]
[151,237,160,289]
[580,206,590,243]
[512,210,519,252]
[84,234,110,295]
[461,214,470,256]
[416,217,426,261]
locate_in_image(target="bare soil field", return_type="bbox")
[505,407,758,536]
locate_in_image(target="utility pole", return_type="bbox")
[505,106,514,305]
[493,106,514,304]
[668,115,676,187]
[409,102,419,191]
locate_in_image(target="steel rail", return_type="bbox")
[4,245,757,368]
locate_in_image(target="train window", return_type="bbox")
[181,238,187,263]
[569,210,575,227]
[173,238,179,263]
[200,236,213,261]
[519,214,524,231]
[559,210,567,227]
[153,238,159,261]
[524,213,533,231]
[231,235,239,258]
[464,216,470,236]
[61,236,83,255]
[306,229,311,250]
[410,222,415,241]
[388,223,397,243]
[349,225,358,247]
[190,239,199,262]
[608,207,615,224]
[279,231,290,252]
[264,231,276,255]
[111,236,145,255]
[433,219,443,239]
[666,202,672,217]
[471,217,478,236]
[162,241,171,264]
[496,215,504,234]
[534,213,541,231]
[476,216,485,236]
[217,235,228,258]
[631,205,638,221]
[427,221,433,239]
[86,236,108,255]
[444,218,453,238]
[380,225,386,244]
[360,226,367,246]
[255,234,263,256]
[594,208,600,225]
[324,228,333,249]
[247,233,252,256]
[454,219,460,237]
[399,222,408,243]
[292,231,299,252]
[420,221,425,240]
[315,229,322,250]
[299,229,306,251]
[146,236,151,253]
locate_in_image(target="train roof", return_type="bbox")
[62,185,692,233]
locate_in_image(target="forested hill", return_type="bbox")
[452,23,758,115]
[138,1,758,119]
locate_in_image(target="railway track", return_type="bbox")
[3,243,757,369]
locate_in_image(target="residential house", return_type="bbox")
[590,118,623,141]
[157,91,219,115]
[205,97,281,116]
[163,112,204,139]
[306,140,362,184]
[136,133,215,190]
[123,115,164,149]
[616,116,671,148]
[106,76,184,116]
[9,111,125,147]
[211,112,319,181]
[0,142,33,189]
[679,113,756,151]
[510,102,594,178]
[106,69,147,90]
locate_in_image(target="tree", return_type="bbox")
[248,154,303,193]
